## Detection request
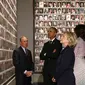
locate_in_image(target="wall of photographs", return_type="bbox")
[0,0,17,84]
[34,0,85,72]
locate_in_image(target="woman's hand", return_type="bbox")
[52,77,56,82]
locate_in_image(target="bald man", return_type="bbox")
[12,36,34,85]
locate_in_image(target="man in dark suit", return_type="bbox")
[12,36,34,85]
[40,27,62,85]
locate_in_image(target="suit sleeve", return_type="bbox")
[12,50,21,70]
[55,49,75,80]
[40,43,47,60]
[29,50,34,71]
[47,42,62,59]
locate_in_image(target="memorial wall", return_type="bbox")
[0,0,17,84]
[34,0,85,72]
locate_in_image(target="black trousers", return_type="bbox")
[43,70,56,85]
[15,72,31,85]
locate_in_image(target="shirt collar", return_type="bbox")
[50,38,55,42]
[21,46,26,52]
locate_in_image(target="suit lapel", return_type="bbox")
[60,46,69,54]
[52,38,56,44]
[19,46,26,55]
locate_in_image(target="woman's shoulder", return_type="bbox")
[77,37,85,46]
[63,46,74,53]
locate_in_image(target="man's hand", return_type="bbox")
[53,49,56,53]
[25,71,32,77]
[52,77,56,82]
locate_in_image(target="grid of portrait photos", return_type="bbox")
[34,0,85,72]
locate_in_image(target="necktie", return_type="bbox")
[49,41,52,44]
[25,48,27,54]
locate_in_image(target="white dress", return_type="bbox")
[74,37,85,85]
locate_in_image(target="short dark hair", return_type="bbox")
[74,24,85,41]
[49,27,58,33]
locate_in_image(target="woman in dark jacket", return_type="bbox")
[52,32,77,85]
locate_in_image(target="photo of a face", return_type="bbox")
[39,15,43,21]
[0,62,4,72]
[39,21,44,27]
[66,21,71,27]
[80,2,84,7]
[53,9,57,14]
[44,34,48,39]
[48,8,53,14]
[35,21,39,27]
[71,21,75,27]
[57,15,61,20]
[39,41,44,46]
[39,1,44,8]
[57,8,62,14]
[66,14,71,21]
[67,9,71,14]
[53,2,57,7]
[39,28,44,33]
[35,56,40,64]
[35,28,39,33]
[35,34,40,40]
[48,21,52,26]
[44,15,48,20]
[76,9,80,14]
[61,15,66,20]
[66,2,71,8]
[35,9,39,14]
[62,28,66,32]
[80,8,84,14]
[62,21,66,26]
[75,15,80,21]
[57,2,61,7]
[48,2,53,7]
[71,1,75,7]
[76,2,80,7]
[39,8,43,13]
[48,15,52,20]
[71,15,75,20]
[0,27,4,38]
[66,28,70,32]
[52,21,57,26]
[71,28,74,32]
[44,8,48,13]
[71,9,75,14]
[44,21,48,26]
[35,2,39,7]
[75,21,79,26]
[44,2,48,7]
[35,15,39,20]
[62,8,66,14]
[62,2,66,7]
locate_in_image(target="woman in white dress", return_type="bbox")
[74,24,85,85]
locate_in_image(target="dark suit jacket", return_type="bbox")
[40,38,62,77]
[55,46,75,85]
[12,46,34,85]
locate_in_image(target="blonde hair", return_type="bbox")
[64,32,77,47]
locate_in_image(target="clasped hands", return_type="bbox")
[25,71,32,77]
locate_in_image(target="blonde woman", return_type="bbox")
[52,32,77,85]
